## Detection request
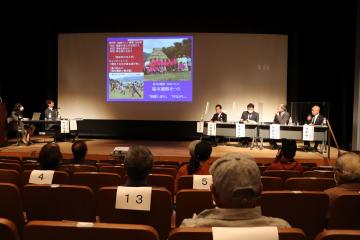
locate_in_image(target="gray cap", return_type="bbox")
[210,153,261,201]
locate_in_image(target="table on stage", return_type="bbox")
[201,122,328,153]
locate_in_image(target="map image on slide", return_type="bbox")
[107,36,193,102]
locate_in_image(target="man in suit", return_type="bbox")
[240,103,259,147]
[240,103,259,123]
[44,99,61,141]
[270,104,291,149]
[211,104,227,122]
[303,105,324,152]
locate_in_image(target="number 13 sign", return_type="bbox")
[115,186,152,211]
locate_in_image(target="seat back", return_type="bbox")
[0,169,21,187]
[315,229,360,240]
[22,163,41,171]
[175,190,214,226]
[0,162,21,172]
[147,174,174,196]
[0,183,25,231]
[154,161,180,169]
[177,175,193,191]
[285,177,336,191]
[261,176,284,190]
[150,167,177,179]
[72,172,122,193]
[303,170,334,178]
[97,187,172,240]
[99,165,125,177]
[258,166,268,175]
[168,227,306,240]
[23,184,96,222]
[24,220,159,240]
[327,193,360,229]
[0,218,19,240]
[262,170,302,181]
[261,190,329,240]
[58,164,98,174]
[22,170,70,186]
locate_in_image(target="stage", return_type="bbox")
[0,136,339,166]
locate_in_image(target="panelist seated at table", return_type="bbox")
[270,104,291,149]
[210,104,227,123]
[240,103,259,123]
[44,99,62,141]
[240,103,259,147]
[303,105,324,152]
[8,103,35,145]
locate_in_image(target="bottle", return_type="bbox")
[48,112,51,120]
[322,117,327,126]
[288,117,293,125]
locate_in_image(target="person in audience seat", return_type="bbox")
[71,140,88,164]
[180,153,290,228]
[325,152,360,211]
[38,142,62,170]
[175,140,212,192]
[123,145,153,187]
[266,139,303,173]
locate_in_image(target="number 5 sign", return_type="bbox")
[115,186,152,211]
[29,170,55,184]
[193,175,213,190]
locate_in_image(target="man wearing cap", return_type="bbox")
[180,153,290,227]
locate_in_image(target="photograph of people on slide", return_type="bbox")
[143,38,192,81]
[109,73,144,99]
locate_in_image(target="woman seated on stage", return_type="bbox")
[8,103,35,145]
[266,139,304,173]
[175,140,212,192]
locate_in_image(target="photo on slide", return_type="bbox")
[143,38,192,81]
[107,36,193,102]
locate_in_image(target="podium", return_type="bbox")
[0,103,7,146]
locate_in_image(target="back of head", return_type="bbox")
[124,145,153,182]
[210,153,261,208]
[336,152,360,184]
[188,141,212,175]
[71,140,88,164]
[188,140,201,158]
[38,143,62,170]
[279,139,297,162]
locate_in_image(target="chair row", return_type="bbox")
[2,218,360,240]
[1,182,359,240]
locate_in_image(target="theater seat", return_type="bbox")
[285,177,336,191]
[23,184,96,222]
[147,174,174,196]
[22,170,70,186]
[315,229,360,240]
[0,183,25,232]
[0,169,21,187]
[303,170,334,178]
[327,193,360,229]
[262,170,302,181]
[260,190,329,240]
[0,162,21,172]
[168,227,306,240]
[99,165,125,177]
[97,186,172,240]
[261,176,284,190]
[58,164,98,174]
[0,218,19,240]
[72,172,122,193]
[175,189,214,226]
[150,167,177,179]
[177,175,193,191]
[24,220,159,240]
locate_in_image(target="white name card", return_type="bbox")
[303,124,315,141]
[29,170,55,184]
[269,124,280,139]
[235,123,246,138]
[115,186,152,211]
[60,120,70,133]
[197,122,204,133]
[212,227,279,240]
[207,122,217,136]
[69,119,78,131]
[193,175,213,190]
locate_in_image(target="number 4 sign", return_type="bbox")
[115,186,152,211]
[29,170,55,184]
[193,175,213,190]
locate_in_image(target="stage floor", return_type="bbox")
[0,137,338,166]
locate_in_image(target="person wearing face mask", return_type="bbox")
[239,103,259,147]
[9,103,35,145]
